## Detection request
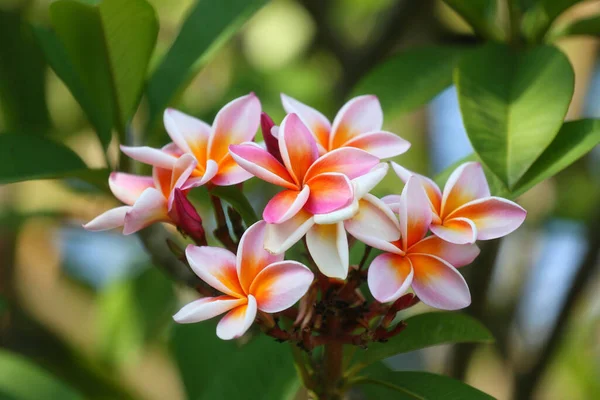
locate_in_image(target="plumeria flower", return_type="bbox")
[230,113,385,279]
[387,161,527,245]
[281,94,410,158]
[173,221,314,340]
[345,177,480,310]
[121,93,261,188]
[84,154,197,234]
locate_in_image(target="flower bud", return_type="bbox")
[261,112,283,163]
[169,189,207,245]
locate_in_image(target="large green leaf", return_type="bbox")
[522,0,585,42]
[455,43,574,189]
[0,349,84,400]
[146,0,268,127]
[512,119,600,197]
[352,312,493,369]
[0,10,50,134]
[442,0,503,40]
[352,46,464,115]
[210,185,259,225]
[49,0,158,139]
[97,268,175,365]
[547,15,600,41]
[357,363,493,400]
[171,322,297,400]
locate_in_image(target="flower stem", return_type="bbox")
[323,341,344,400]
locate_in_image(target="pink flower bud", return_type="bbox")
[261,112,283,163]
[169,189,207,245]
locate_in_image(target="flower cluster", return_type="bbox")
[85,93,526,341]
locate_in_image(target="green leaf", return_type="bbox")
[0,134,86,183]
[512,119,600,197]
[210,185,259,225]
[171,322,297,400]
[547,15,600,41]
[352,46,464,115]
[0,295,7,317]
[34,27,112,149]
[0,10,50,134]
[146,0,268,127]
[352,312,493,369]
[522,0,584,42]
[97,268,175,365]
[357,363,494,400]
[0,349,84,400]
[455,43,574,189]
[442,0,503,41]
[49,0,158,139]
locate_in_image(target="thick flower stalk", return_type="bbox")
[173,221,313,339]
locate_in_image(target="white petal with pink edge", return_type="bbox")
[447,197,527,240]
[279,113,319,184]
[330,95,383,149]
[352,162,389,199]
[441,162,490,218]
[249,261,314,313]
[237,221,284,293]
[263,186,310,224]
[264,210,315,254]
[306,222,349,279]
[367,253,414,303]
[108,173,154,205]
[305,147,379,181]
[391,162,442,213]
[181,159,219,190]
[313,198,359,225]
[83,206,130,231]
[122,188,168,235]
[304,173,353,215]
[343,131,410,159]
[407,236,480,267]
[381,194,402,212]
[216,295,257,340]
[211,154,254,186]
[120,145,177,169]
[398,177,432,250]
[281,93,330,152]
[430,217,477,244]
[173,296,245,324]
[185,245,244,297]
[163,108,211,157]
[229,143,296,189]
[409,254,471,310]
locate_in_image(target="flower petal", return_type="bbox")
[409,254,471,310]
[407,236,480,267]
[264,210,315,254]
[120,145,177,169]
[430,217,477,244]
[448,197,527,240]
[173,295,244,324]
[345,194,403,254]
[171,153,197,190]
[164,108,211,164]
[249,261,314,313]
[306,222,349,279]
[181,159,219,189]
[263,186,310,224]
[185,245,244,297]
[399,177,432,250]
[279,113,319,184]
[343,131,410,159]
[281,93,331,152]
[352,162,389,199]
[237,221,285,293]
[108,173,154,205]
[208,93,261,164]
[122,188,168,235]
[391,162,442,214]
[216,295,257,340]
[367,253,413,303]
[261,112,283,163]
[211,154,253,186]
[229,143,296,189]
[313,198,359,225]
[304,173,352,215]
[330,95,383,149]
[381,194,402,212]
[441,162,490,218]
[305,147,379,181]
[83,206,130,231]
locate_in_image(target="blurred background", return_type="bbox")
[0,0,599,399]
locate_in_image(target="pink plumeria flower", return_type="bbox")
[121,93,261,188]
[345,177,480,310]
[387,161,527,245]
[173,221,314,340]
[229,113,384,278]
[84,154,197,234]
[281,94,410,158]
